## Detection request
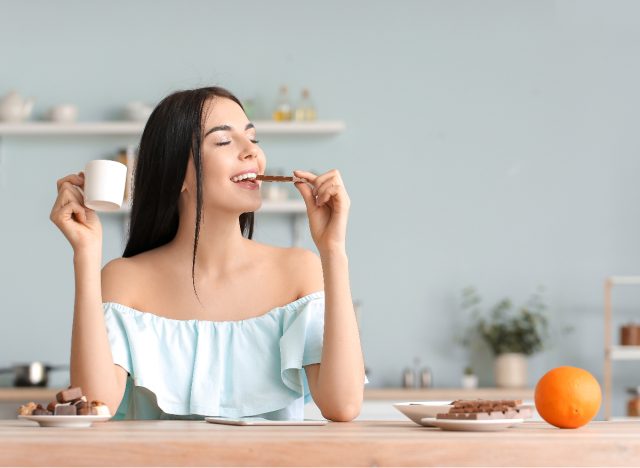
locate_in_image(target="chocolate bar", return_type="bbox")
[73,396,88,411]
[32,407,52,416]
[255,175,307,183]
[437,399,532,420]
[450,399,523,408]
[56,387,83,403]
[54,404,77,416]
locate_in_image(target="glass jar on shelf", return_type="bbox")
[294,88,317,121]
[627,387,640,417]
[272,86,292,121]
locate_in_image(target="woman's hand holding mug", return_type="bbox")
[50,172,103,253]
[50,159,127,253]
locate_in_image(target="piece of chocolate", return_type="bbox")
[54,403,77,416]
[72,396,88,409]
[47,401,57,413]
[32,408,53,416]
[56,387,83,403]
[255,175,294,182]
[77,406,91,416]
[438,411,519,420]
[255,175,307,183]
[450,399,522,409]
[441,399,532,420]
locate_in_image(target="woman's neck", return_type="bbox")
[163,208,252,279]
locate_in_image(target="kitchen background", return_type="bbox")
[1,0,639,419]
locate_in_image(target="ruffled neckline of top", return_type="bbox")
[103,290,324,326]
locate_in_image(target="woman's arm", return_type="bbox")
[294,169,365,422]
[50,172,126,415]
[70,253,128,416]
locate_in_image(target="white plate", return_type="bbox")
[393,401,453,426]
[421,417,524,432]
[18,414,111,428]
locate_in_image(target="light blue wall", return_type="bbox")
[1,0,639,417]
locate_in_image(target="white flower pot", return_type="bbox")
[461,374,478,389]
[494,353,528,388]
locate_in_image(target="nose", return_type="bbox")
[239,138,259,161]
[240,149,257,161]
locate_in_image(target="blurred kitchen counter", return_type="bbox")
[364,387,534,401]
[0,388,61,402]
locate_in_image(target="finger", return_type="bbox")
[293,170,318,185]
[57,172,84,192]
[56,200,88,225]
[295,169,341,195]
[56,184,84,209]
[293,179,318,211]
[314,177,343,199]
[316,184,341,206]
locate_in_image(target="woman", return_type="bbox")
[49,86,365,421]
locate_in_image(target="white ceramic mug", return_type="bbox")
[48,104,78,123]
[81,160,127,211]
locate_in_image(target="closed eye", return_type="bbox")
[216,138,259,146]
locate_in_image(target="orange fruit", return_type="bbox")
[534,366,602,429]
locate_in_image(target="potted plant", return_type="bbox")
[460,286,550,388]
[461,365,479,389]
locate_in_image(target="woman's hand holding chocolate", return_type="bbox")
[293,169,350,255]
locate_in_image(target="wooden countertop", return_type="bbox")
[0,387,535,402]
[1,419,638,466]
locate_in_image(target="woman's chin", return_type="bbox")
[240,199,262,213]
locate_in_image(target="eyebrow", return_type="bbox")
[204,122,255,137]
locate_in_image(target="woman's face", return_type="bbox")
[182,97,266,215]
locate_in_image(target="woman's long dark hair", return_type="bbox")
[123,86,254,299]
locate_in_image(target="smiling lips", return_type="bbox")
[230,172,258,183]
[230,171,260,191]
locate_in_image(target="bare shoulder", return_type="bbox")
[101,256,144,305]
[249,241,323,298]
[282,247,324,298]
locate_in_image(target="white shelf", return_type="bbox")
[607,346,640,360]
[258,199,307,213]
[604,276,640,419]
[0,120,345,136]
[111,199,306,215]
[607,276,640,285]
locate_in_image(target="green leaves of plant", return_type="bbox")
[460,286,550,356]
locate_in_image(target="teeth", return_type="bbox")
[231,172,257,183]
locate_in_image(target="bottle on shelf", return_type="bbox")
[294,88,317,121]
[627,387,640,417]
[420,367,433,388]
[402,367,415,388]
[272,86,292,121]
